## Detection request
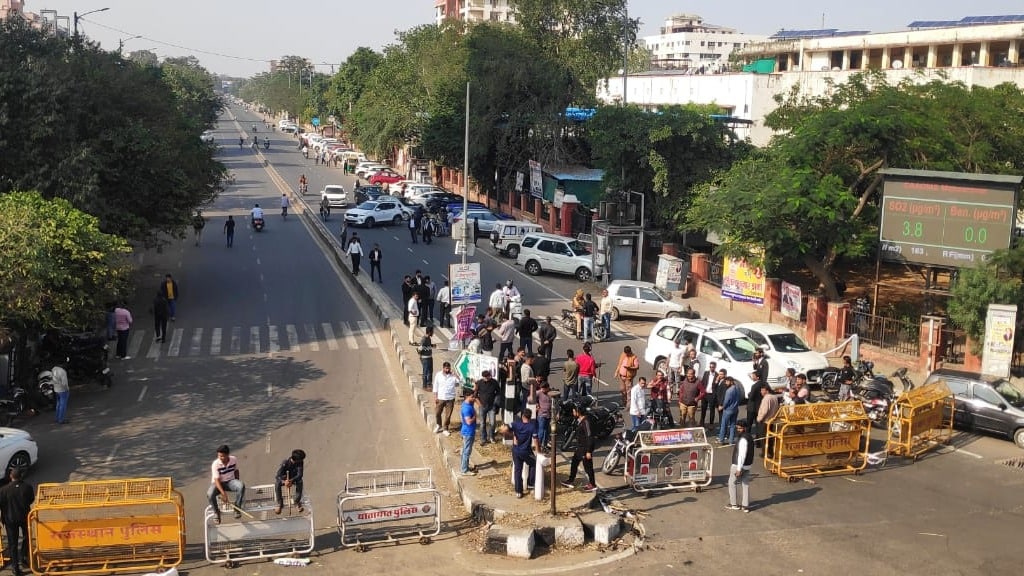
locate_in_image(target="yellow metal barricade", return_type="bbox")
[623,428,714,493]
[27,477,185,576]
[887,381,954,460]
[764,401,871,481]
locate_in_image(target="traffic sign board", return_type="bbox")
[312,117,320,127]
[453,351,498,389]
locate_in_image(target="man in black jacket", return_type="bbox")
[517,309,539,355]
[699,361,720,429]
[400,276,414,326]
[274,449,306,514]
[561,405,597,492]
[0,468,34,575]
[726,421,754,512]
[537,317,557,361]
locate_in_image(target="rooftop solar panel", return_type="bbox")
[960,15,1024,25]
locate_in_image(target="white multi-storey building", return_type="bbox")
[642,13,766,72]
[434,0,515,26]
[600,15,1024,146]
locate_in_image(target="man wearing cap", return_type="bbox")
[725,420,754,513]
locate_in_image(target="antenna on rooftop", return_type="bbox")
[821,13,826,28]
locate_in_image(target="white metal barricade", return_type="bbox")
[624,427,714,493]
[337,467,441,551]
[204,484,315,568]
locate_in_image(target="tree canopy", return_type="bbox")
[948,247,1024,352]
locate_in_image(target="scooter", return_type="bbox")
[0,386,29,426]
[509,295,523,322]
[35,370,57,410]
[38,330,112,388]
[252,217,265,232]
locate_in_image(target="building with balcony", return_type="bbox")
[434,0,514,26]
[599,15,1024,146]
[642,13,766,72]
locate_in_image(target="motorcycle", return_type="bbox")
[857,368,915,425]
[820,360,875,400]
[35,370,57,410]
[0,386,29,426]
[602,421,653,474]
[556,395,622,452]
[559,309,608,342]
[509,295,523,322]
[38,330,113,388]
[252,217,265,232]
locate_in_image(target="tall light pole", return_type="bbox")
[73,7,109,39]
[118,35,141,55]
[622,3,629,106]
[462,81,470,266]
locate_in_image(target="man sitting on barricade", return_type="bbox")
[274,449,306,515]
[208,444,246,524]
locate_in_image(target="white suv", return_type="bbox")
[516,233,593,282]
[645,318,785,395]
[345,199,412,227]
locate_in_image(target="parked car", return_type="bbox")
[353,184,386,205]
[734,322,830,383]
[200,130,216,143]
[402,183,445,198]
[923,369,1024,448]
[345,200,413,227]
[490,221,545,258]
[0,427,37,478]
[356,162,388,178]
[320,185,347,208]
[605,280,692,321]
[408,191,462,207]
[369,168,404,185]
[516,232,593,282]
[645,318,785,394]
[452,209,505,236]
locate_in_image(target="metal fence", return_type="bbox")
[845,312,919,356]
[939,325,967,366]
[707,259,724,287]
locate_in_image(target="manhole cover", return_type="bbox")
[997,457,1024,470]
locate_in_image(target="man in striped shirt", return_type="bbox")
[207,445,246,524]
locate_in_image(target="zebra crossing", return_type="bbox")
[128,320,385,360]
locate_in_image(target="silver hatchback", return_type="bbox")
[606,280,690,320]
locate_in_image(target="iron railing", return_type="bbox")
[939,325,966,366]
[707,259,724,287]
[845,311,919,356]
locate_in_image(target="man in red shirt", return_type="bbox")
[576,342,597,397]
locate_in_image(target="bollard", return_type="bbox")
[534,453,549,501]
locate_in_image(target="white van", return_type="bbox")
[490,221,545,258]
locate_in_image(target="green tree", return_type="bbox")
[948,247,1024,352]
[327,47,383,119]
[0,191,132,332]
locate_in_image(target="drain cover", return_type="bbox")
[997,457,1024,470]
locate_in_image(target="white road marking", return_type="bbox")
[268,325,280,352]
[322,323,339,350]
[189,328,204,356]
[105,443,119,465]
[357,321,378,348]
[407,248,414,253]
[263,293,268,302]
[286,324,300,351]
[393,236,399,241]
[304,324,320,352]
[260,273,264,283]
[256,257,261,265]
[340,322,359,350]
[210,328,222,355]
[265,433,272,454]
[146,338,161,360]
[167,329,183,357]
[230,327,241,355]
[267,382,273,397]
[250,326,262,354]
[137,386,148,402]
[422,259,429,265]
[127,331,144,358]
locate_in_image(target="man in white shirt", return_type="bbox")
[407,293,421,345]
[347,234,364,276]
[726,421,754,512]
[207,444,246,524]
[250,204,264,221]
[629,377,649,430]
[599,289,614,336]
[502,280,521,316]
[667,341,686,390]
[436,280,452,328]
[51,362,70,425]
[433,362,461,436]
[488,284,506,316]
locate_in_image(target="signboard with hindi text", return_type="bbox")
[448,263,481,305]
[981,303,1017,378]
[721,257,766,305]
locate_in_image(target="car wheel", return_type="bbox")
[364,217,375,228]
[610,307,620,321]
[507,245,520,259]
[392,215,403,225]
[1015,428,1024,449]
[666,311,681,318]
[654,358,668,375]
[6,451,31,476]
[524,260,542,276]
[575,267,592,282]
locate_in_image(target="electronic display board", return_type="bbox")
[878,169,1022,269]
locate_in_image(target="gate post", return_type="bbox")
[825,301,850,348]
[919,315,945,374]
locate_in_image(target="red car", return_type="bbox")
[368,168,403,185]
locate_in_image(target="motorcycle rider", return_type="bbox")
[649,370,674,427]
[251,203,264,228]
[298,174,308,194]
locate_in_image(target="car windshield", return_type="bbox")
[356,202,377,210]
[325,187,343,194]
[767,332,811,353]
[719,337,757,362]
[994,379,1024,408]
[653,286,672,300]
[567,240,591,256]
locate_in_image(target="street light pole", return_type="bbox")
[462,81,470,266]
[622,3,629,106]
[73,7,109,40]
[118,35,141,55]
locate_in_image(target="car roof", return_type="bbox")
[524,232,574,241]
[324,184,345,190]
[926,368,1007,384]
[653,318,743,339]
[609,279,660,289]
[734,322,795,335]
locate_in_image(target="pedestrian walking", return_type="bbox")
[700,361,720,429]
[510,408,538,498]
[224,215,235,247]
[576,342,597,397]
[106,301,116,340]
[561,404,597,492]
[725,421,754,513]
[517,309,538,355]
[407,293,421,344]
[413,279,430,327]
[0,468,34,576]
[192,210,206,246]
[616,345,640,408]
[369,244,383,283]
[51,360,70,425]
[537,316,556,361]
[432,362,459,435]
[408,215,418,244]
[419,326,435,390]
[459,390,478,476]
[340,220,349,250]
[114,301,133,359]
[153,290,169,343]
[346,234,363,276]
[563,349,580,400]
[629,377,649,430]
[534,381,552,450]
[161,274,179,320]
[273,449,306,514]
[472,218,480,246]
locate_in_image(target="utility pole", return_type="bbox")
[622,4,629,106]
[462,82,470,266]
[73,7,109,40]
[118,35,141,55]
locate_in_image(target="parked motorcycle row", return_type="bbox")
[820,360,916,425]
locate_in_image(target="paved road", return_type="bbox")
[21,112,450,568]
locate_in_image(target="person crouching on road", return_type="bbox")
[207,444,245,525]
[274,449,306,515]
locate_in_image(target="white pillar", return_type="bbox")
[952,44,962,67]
[881,47,891,69]
[1010,40,1019,64]
[534,453,549,501]
[979,41,990,66]
[927,44,937,68]
[842,50,851,70]
[904,46,914,67]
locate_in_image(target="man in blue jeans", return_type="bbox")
[718,377,740,445]
[419,326,435,390]
[511,408,538,498]
[460,390,478,476]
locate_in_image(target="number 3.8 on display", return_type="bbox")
[902,220,923,238]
